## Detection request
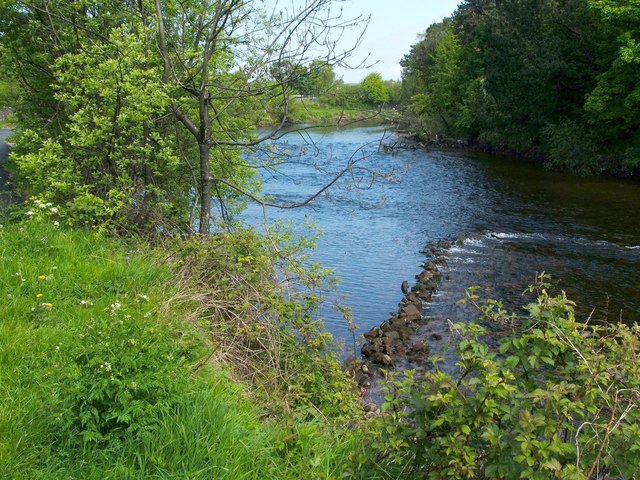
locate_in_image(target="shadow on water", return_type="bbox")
[245,126,640,356]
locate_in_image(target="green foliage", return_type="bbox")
[543,120,603,173]
[360,73,390,106]
[321,82,366,110]
[168,222,360,420]
[59,309,191,444]
[400,0,640,175]
[583,0,640,172]
[360,276,640,479]
[9,27,190,231]
[0,218,362,478]
[274,60,337,97]
[0,79,16,110]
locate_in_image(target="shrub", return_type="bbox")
[168,224,361,420]
[58,308,192,444]
[361,275,640,479]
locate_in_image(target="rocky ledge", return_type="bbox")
[354,239,454,393]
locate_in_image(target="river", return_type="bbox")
[244,124,640,355]
[0,128,19,206]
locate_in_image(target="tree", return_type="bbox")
[308,59,336,96]
[583,0,640,171]
[398,0,637,174]
[1,0,366,233]
[360,72,389,106]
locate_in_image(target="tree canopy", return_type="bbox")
[0,0,365,233]
[400,0,640,175]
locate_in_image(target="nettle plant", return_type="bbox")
[57,300,192,444]
[369,275,640,479]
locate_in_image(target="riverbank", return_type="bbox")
[390,129,547,163]
[393,128,640,179]
[281,100,400,127]
[0,218,364,478]
[0,128,16,203]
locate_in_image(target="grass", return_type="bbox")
[286,99,399,125]
[0,218,361,479]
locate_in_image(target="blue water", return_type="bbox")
[244,125,640,346]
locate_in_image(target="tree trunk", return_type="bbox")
[198,141,212,234]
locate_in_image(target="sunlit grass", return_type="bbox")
[0,219,360,479]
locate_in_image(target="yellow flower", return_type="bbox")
[38,275,46,280]
[36,293,43,298]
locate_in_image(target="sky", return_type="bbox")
[262,0,462,83]
[326,0,463,83]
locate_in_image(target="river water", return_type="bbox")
[0,129,13,199]
[244,124,640,352]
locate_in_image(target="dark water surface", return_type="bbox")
[0,129,12,195]
[245,125,640,347]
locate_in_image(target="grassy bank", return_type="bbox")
[5,215,635,479]
[0,218,362,479]
[284,99,399,126]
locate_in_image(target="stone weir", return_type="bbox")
[355,239,454,393]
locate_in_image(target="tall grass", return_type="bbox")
[0,219,360,479]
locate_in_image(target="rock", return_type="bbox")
[383,334,400,354]
[361,343,379,358]
[401,303,421,322]
[384,330,400,341]
[363,327,382,340]
[380,318,393,331]
[371,352,393,366]
[423,280,437,291]
[389,317,407,330]
[361,364,369,374]
[417,291,432,302]
[401,280,409,294]
[407,339,430,359]
[355,372,369,386]
[364,402,376,412]
[430,333,443,341]
[418,270,434,283]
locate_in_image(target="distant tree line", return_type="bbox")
[400,0,640,176]
[274,62,400,109]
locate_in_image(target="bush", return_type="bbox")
[361,275,640,479]
[58,309,191,444]
[168,224,361,420]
